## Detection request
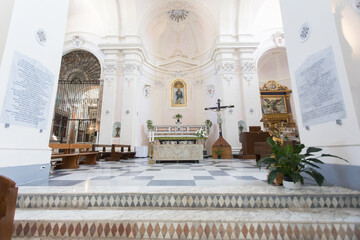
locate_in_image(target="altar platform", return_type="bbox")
[12,159,360,239]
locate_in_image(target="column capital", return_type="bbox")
[241,61,256,74]
[104,63,118,75]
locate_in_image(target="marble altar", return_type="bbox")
[152,144,203,162]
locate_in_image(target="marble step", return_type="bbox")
[17,191,360,209]
[13,208,360,239]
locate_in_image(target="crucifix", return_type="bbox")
[205,99,234,137]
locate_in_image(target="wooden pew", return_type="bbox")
[0,175,18,240]
[49,143,79,169]
[238,126,270,159]
[105,144,136,161]
[49,143,98,169]
[70,144,98,165]
[92,144,112,160]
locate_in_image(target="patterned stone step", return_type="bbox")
[17,192,360,209]
[13,209,360,239]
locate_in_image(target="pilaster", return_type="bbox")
[99,62,118,144]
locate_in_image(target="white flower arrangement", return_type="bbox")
[195,128,206,140]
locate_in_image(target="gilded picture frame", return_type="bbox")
[171,79,187,107]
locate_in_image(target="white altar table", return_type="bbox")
[152,144,203,162]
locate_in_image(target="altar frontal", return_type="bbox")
[149,125,205,162]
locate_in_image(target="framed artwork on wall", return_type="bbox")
[171,79,187,107]
[259,80,293,126]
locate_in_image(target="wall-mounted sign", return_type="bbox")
[295,46,346,126]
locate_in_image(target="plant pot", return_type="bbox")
[266,171,283,186]
[217,156,221,159]
[283,179,301,190]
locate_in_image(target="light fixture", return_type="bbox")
[168,9,189,22]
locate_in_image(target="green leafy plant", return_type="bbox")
[257,137,348,186]
[173,114,183,120]
[146,120,154,131]
[214,148,223,158]
[205,120,212,135]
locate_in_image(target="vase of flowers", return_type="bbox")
[195,128,206,144]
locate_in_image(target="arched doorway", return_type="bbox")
[50,50,101,143]
[257,48,299,141]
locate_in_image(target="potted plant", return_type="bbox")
[173,114,183,124]
[257,137,348,189]
[214,148,223,159]
[146,120,154,131]
[205,120,212,135]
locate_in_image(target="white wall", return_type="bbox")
[280,0,360,182]
[0,0,69,183]
[0,0,15,66]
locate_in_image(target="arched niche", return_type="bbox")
[171,79,187,108]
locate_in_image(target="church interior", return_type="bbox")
[0,0,359,239]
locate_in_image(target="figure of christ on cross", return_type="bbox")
[205,99,234,137]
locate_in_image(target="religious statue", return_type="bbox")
[175,88,183,104]
[205,99,234,137]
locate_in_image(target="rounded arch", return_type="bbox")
[59,50,101,83]
[256,47,290,85]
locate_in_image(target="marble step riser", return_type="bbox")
[17,194,360,209]
[12,220,360,239]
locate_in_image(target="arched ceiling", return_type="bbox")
[140,1,217,63]
[257,48,290,83]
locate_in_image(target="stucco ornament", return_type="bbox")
[299,22,311,42]
[206,85,215,97]
[144,85,151,98]
[353,0,360,13]
[35,28,47,46]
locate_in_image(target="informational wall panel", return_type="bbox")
[295,46,346,126]
[0,51,54,130]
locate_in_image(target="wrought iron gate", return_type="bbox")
[50,50,101,143]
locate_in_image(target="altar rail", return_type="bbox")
[154,125,205,135]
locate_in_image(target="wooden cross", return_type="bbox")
[205,99,234,136]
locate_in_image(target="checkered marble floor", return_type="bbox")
[20,158,274,188]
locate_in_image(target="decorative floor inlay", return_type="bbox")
[17,193,360,209]
[13,221,360,239]
[14,159,360,239]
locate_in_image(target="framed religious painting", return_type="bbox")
[260,80,294,127]
[171,79,187,107]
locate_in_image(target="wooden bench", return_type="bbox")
[70,144,98,166]
[92,144,112,160]
[49,143,98,169]
[0,175,18,240]
[49,143,79,169]
[105,144,136,161]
